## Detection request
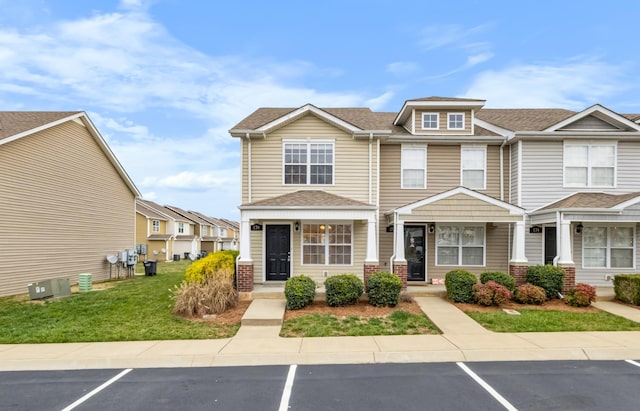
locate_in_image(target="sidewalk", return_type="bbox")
[1,288,639,371]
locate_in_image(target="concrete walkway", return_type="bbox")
[1,289,640,371]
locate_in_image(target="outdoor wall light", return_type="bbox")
[428,223,435,234]
[575,223,583,234]
[294,221,300,231]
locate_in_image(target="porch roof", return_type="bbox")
[387,187,524,223]
[534,192,640,212]
[240,190,375,209]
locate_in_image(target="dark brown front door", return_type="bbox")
[266,225,290,281]
[544,227,557,265]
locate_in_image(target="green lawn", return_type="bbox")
[0,260,239,343]
[280,310,440,337]
[467,309,640,332]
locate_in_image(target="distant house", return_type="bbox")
[0,111,141,296]
[135,199,172,260]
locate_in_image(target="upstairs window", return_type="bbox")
[284,141,334,185]
[422,113,439,130]
[401,145,426,189]
[152,220,160,232]
[564,143,615,187]
[461,146,486,189]
[448,113,465,130]
[202,226,208,236]
[178,222,185,234]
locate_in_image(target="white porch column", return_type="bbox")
[394,219,406,262]
[558,219,574,265]
[510,219,528,263]
[365,216,378,263]
[238,214,252,263]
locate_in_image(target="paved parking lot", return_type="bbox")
[2,361,640,411]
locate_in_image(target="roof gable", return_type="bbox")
[241,190,374,209]
[394,97,486,126]
[544,104,640,132]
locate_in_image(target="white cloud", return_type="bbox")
[419,24,491,51]
[462,59,627,108]
[386,61,420,75]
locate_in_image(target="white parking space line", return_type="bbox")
[61,368,133,411]
[625,360,640,368]
[457,362,518,411]
[278,365,297,411]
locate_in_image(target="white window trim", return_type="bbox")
[401,144,427,189]
[300,222,354,266]
[151,219,160,232]
[282,139,335,186]
[421,112,439,130]
[435,223,486,267]
[178,222,185,234]
[448,112,465,130]
[460,145,487,190]
[563,142,617,188]
[581,224,635,270]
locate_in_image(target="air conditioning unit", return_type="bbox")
[27,278,71,300]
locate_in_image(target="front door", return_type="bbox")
[266,224,290,281]
[544,227,557,265]
[405,225,425,281]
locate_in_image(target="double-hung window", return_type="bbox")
[436,224,485,266]
[401,145,426,189]
[422,113,439,130]
[284,141,334,185]
[302,223,352,265]
[461,146,486,189]
[583,226,634,268]
[152,220,160,232]
[178,222,185,234]
[448,113,464,130]
[564,143,615,187]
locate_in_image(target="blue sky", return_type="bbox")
[1,0,639,219]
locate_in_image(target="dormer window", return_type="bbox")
[448,113,464,130]
[422,113,439,130]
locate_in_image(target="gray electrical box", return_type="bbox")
[27,278,71,300]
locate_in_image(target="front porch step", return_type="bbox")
[241,299,286,326]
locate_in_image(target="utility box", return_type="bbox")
[27,278,71,300]
[28,280,54,300]
[78,273,92,292]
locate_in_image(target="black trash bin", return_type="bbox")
[143,260,157,276]
[173,254,180,261]
[184,252,190,259]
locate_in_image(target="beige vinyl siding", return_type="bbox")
[616,141,640,190]
[426,224,510,280]
[147,240,169,260]
[413,109,472,134]
[525,225,544,265]
[250,229,264,283]
[378,143,503,267]
[135,213,148,245]
[400,194,522,223]
[0,121,136,296]
[244,114,375,205]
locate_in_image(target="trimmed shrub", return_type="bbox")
[480,271,515,291]
[613,274,640,305]
[513,283,547,305]
[173,268,238,316]
[366,271,403,307]
[325,274,364,307]
[473,281,511,306]
[445,269,478,303]
[284,275,316,310]
[525,265,565,299]
[565,283,596,307]
[184,250,237,284]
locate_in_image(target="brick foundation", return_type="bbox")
[363,264,379,289]
[559,264,576,293]
[236,262,254,292]
[393,262,408,290]
[509,264,528,286]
